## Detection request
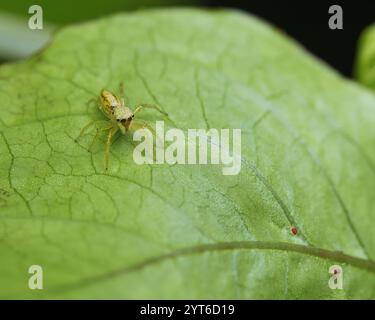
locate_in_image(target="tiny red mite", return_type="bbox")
[291,227,298,235]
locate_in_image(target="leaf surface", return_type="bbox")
[356,23,375,91]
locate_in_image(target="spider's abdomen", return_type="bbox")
[100,90,121,116]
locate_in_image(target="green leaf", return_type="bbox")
[0,9,375,299]
[356,23,375,91]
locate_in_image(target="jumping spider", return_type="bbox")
[76,83,167,170]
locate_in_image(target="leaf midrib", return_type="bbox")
[49,240,375,294]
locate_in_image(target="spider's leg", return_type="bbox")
[104,127,119,171]
[119,82,129,105]
[128,119,156,137]
[87,97,98,106]
[85,97,101,113]
[75,120,108,142]
[89,122,113,151]
[133,103,168,116]
[89,128,100,150]
[76,120,96,142]
[119,82,125,96]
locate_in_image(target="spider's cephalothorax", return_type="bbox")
[100,89,135,133]
[76,84,168,170]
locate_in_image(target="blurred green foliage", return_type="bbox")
[0,0,200,62]
[0,0,200,25]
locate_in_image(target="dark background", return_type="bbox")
[205,0,375,77]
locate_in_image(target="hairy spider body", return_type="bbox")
[100,89,135,133]
[76,84,167,170]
